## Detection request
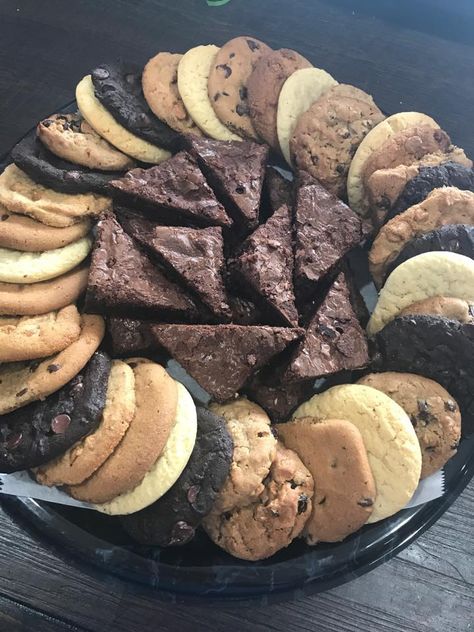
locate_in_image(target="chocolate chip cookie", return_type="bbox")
[0,351,111,473]
[121,406,233,546]
[37,113,135,171]
[358,372,461,478]
[208,36,271,140]
[290,84,384,197]
[400,296,474,323]
[203,443,313,561]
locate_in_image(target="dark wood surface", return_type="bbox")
[0,1,473,630]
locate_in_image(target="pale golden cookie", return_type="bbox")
[37,113,135,171]
[0,265,89,316]
[177,45,241,141]
[0,164,110,228]
[34,360,136,486]
[209,397,277,512]
[67,361,178,504]
[203,443,313,561]
[290,84,384,198]
[347,112,438,216]
[208,36,271,140]
[142,52,203,136]
[358,373,461,478]
[0,305,81,363]
[0,207,90,252]
[76,75,171,164]
[369,188,474,288]
[292,384,422,523]
[277,67,338,164]
[0,314,105,415]
[0,236,91,284]
[93,381,197,515]
[276,418,376,543]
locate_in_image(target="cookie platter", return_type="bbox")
[0,36,473,600]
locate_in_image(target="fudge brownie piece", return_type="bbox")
[282,272,369,382]
[106,317,156,356]
[85,213,199,321]
[228,294,265,325]
[91,62,179,150]
[109,151,232,228]
[294,171,362,302]
[0,352,111,473]
[121,406,233,546]
[388,162,474,222]
[11,131,120,195]
[187,137,268,230]
[385,224,474,281]
[230,204,298,326]
[119,213,231,320]
[244,363,315,422]
[372,315,474,436]
[149,324,303,402]
[261,166,293,221]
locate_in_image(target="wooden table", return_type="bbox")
[0,1,473,630]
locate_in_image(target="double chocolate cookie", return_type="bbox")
[91,63,179,150]
[0,351,111,473]
[121,406,233,546]
[11,132,121,194]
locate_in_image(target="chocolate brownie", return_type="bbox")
[228,294,264,325]
[261,166,293,220]
[388,162,474,222]
[120,406,233,546]
[109,151,232,228]
[150,324,303,402]
[244,362,315,422]
[85,213,199,321]
[119,214,231,320]
[0,351,111,473]
[283,272,369,382]
[11,132,119,195]
[386,224,474,281]
[230,204,298,326]
[91,63,179,150]
[187,137,268,230]
[106,318,155,356]
[372,315,474,435]
[294,171,362,301]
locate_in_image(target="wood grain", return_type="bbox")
[0,1,473,630]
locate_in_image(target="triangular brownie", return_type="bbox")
[109,151,232,228]
[282,271,369,382]
[149,324,303,402]
[294,171,362,301]
[187,137,268,230]
[85,213,199,321]
[119,213,231,320]
[231,204,298,326]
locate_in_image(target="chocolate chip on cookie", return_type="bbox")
[121,406,233,546]
[203,443,313,561]
[208,36,272,140]
[91,62,180,150]
[0,351,111,473]
[37,113,135,171]
[358,372,461,478]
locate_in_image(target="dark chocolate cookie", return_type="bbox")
[388,162,474,222]
[0,351,111,473]
[372,315,474,436]
[11,132,120,194]
[91,63,180,150]
[386,224,474,280]
[120,406,233,546]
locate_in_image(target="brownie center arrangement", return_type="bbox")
[0,35,472,563]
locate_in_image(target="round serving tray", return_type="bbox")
[1,106,473,603]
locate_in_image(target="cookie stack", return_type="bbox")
[0,34,472,564]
